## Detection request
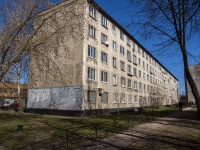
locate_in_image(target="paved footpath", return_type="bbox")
[76,107,200,150]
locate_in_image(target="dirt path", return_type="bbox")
[76,107,200,150]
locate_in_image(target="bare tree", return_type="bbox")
[129,0,200,117]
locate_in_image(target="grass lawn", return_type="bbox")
[0,106,178,149]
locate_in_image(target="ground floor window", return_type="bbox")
[101,92,108,103]
[88,90,96,103]
[121,94,126,103]
[113,93,118,103]
[128,95,132,103]
[134,95,138,103]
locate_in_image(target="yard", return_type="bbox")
[0,107,178,150]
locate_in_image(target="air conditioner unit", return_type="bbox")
[105,41,109,46]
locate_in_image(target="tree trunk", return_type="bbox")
[182,47,200,118]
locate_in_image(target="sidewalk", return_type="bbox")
[76,107,200,150]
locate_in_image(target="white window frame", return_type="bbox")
[127,65,132,74]
[120,30,124,41]
[112,24,116,34]
[120,61,125,71]
[101,52,108,63]
[139,82,142,90]
[121,94,126,103]
[102,15,108,28]
[101,33,108,45]
[101,71,108,83]
[88,67,95,80]
[134,81,138,89]
[113,75,117,85]
[127,50,131,61]
[113,57,117,68]
[113,93,118,103]
[128,95,133,104]
[88,90,96,103]
[134,95,138,103]
[133,55,137,64]
[112,40,116,50]
[121,77,126,87]
[88,25,96,39]
[127,38,131,46]
[133,68,137,76]
[128,79,132,88]
[89,6,97,20]
[120,45,125,55]
[88,45,96,59]
[101,92,108,103]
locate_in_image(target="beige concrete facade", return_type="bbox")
[27,0,179,115]
[187,65,200,104]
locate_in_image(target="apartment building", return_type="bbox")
[27,0,179,116]
[187,65,200,104]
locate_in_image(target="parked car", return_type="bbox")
[0,99,17,110]
[10,101,20,110]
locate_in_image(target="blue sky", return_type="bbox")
[95,0,200,94]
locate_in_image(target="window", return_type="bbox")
[147,74,149,81]
[120,45,125,55]
[133,55,137,64]
[88,67,95,80]
[101,33,108,45]
[143,61,145,69]
[128,79,132,88]
[101,71,108,82]
[101,92,108,103]
[127,65,132,75]
[88,45,96,58]
[142,50,145,57]
[88,90,96,103]
[134,81,138,89]
[121,77,126,87]
[139,83,142,90]
[120,61,125,71]
[128,95,133,103]
[144,84,146,91]
[112,24,116,34]
[146,53,149,60]
[101,52,108,63]
[112,40,116,50]
[138,58,141,65]
[127,50,131,61]
[143,73,145,79]
[132,42,136,51]
[139,96,142,103]
[113,93,118,103]
[113,57,117,68]
[89,25,96,39]
[89,6,97,19]
[113,75,117,85]
[139,70,141,77]
[120,31,124,41]
[102,15,108,28]
[133,68,137,76]
[138,47,141,54]
[127,38,131,46]
[134,95,138,103]
[121,94,126,103]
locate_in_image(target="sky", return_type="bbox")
[94,0,200,94]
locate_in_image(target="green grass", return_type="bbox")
[0,106,179,149]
